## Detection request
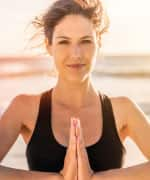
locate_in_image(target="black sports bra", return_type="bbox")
[26,89,125,172]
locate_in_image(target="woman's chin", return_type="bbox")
[66,75,89,84]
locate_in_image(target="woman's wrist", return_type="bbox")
[91,172,109,180]
[57,173,64,180]
[47,173,64,180]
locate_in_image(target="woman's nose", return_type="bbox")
[70,45,82,59]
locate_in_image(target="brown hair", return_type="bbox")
[30,0,109,50]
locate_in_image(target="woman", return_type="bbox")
[0,0,150,179]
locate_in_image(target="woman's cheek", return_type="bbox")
[56,45,69,52]
[81,44,96,56]
[53,47,67,60]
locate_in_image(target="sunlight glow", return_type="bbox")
[0,0,150,55]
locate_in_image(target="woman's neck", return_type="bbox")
[52,77,98,110]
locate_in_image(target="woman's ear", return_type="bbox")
[45,38,53,56]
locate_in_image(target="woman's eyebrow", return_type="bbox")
[56,35,93,39]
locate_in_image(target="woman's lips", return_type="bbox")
[67,64,85,68]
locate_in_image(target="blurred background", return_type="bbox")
[0,0,150,170]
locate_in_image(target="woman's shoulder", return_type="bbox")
[108,95,134,135]
[100,91,132,105]
[8,90,49,119]
[9,90,49,126]
[12,88,52,104]
[11,92,42,108]
[109,95,136,119]
[109,95,136,111]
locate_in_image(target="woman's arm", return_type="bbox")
[0,95,63,180]
[92,97,150,180]
[0,165,63,180]
[92,161,150,180]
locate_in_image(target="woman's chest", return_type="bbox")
[25,99,125,172]
[51,105,103,147]
[22,96,125,147]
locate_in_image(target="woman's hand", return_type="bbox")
[60,117,94,180]
[60,118,78,180]
[76,118,94,180]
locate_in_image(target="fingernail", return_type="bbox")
[71,117,76,127]
[77,135,80,143]
[73,119,77,127]
[76,119,80,128]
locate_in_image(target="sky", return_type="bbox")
[0,0,150,55]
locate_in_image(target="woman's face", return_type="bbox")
[47,14,99,83]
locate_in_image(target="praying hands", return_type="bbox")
[60,118,94,180]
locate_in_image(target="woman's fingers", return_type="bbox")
[76,119,86,156]
[60,117,78,180]
[76,118,94,179]
[68,117,77,151]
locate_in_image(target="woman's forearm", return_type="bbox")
[92,161,150,180]
[0,165,63,180]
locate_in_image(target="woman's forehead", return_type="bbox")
[53,15,95,39]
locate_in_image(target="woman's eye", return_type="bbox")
[57,40,92,45]
[58,41,69,44]
[81,40,92,44]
